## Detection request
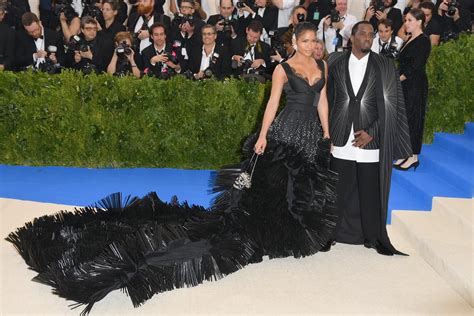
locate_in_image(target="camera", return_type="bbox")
[82,0,102,19]
[37,45,61,74]
[132,23,149,51]
[330,9,341,23]
[53,0,77,21]
[116,41,132,56]
[268,29,287,60]
[380,40,399,59]
[219,17,234,37]
[236,0,246,9]
[67,35,89,52]
[370,0,385,13]
[174,13,194,26]
[296,13,305,23]
[446,0,458,16]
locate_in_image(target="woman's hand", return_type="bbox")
[254,137,267,155]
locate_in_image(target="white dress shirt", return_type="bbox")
[277,0,299,28]
[332,53,380,163]
[371,34,403,54]
[199,44,215,71]
[135,16,155,53]
[317,13,357,54]
[33,28,45,68]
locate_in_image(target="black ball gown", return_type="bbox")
[6,60,338,315]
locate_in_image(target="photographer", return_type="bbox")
[15,12,65,72]
[207,0,241,46]
[169,0,205,60]
[371,19,403,58]
[364,0,403,35]
[128,0,171,53]
[0,3,14,71]
[237,0,278,43]
[186,24,231,79]
[278,5,307,50]
[107,31,141,77]
[68,16,114,73]
[97,0,126,42]
[436,0,470,42]
[230,20,272,79]
[57,0,81,43]
[317,0,357,53]
[420,1,442,45]
[141,22,182,78]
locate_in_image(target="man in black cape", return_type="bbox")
[326,21,412,256]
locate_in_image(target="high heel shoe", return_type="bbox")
[394,160,420,171]
[393,158,407,167]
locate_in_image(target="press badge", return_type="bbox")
[313,12,320,20]
[332,37,339,46]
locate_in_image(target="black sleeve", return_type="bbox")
[14,32,34,69]
[388,8,403,35]
[400,36,431,79]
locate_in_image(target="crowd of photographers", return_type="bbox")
[0,0,471,80]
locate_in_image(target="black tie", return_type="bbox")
[156,50,163,55]
[35,36,44,41]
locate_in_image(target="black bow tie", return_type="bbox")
[35,36,44,41]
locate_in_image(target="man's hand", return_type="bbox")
[375,9,387,20]
[332,20,345,30]
[216,20,225,32]
[323,15,331,30]
[137,29,150,40]
[74,51,82,63]
[233,55,244,66]
[151,54,168,64]
[194,70,205,79]
[271,50,283,62]
[352,130,373,148]
[36,50,48,59]
[127,49,136,62]
[365,6,375,20]
[251,58,265,69]
[241,3,255,15]
[80,47,93,60]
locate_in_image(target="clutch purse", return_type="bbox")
[233,153,259,190]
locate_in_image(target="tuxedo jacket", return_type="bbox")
[98,19,126,42]
[15,27,65,69]
[127,12,172,35]
[207,13,245,43]
[230,36,272,76]
[186,43,232,79]
[140,43,184,75]
[238,6,278,35]
[0,22,15,71]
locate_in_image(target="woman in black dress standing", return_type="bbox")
[394,8,431,170]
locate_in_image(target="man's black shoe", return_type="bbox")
[364,240,394,256]
[320,240,336,252]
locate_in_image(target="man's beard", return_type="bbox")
[361,48,371,53]
[137,4,153,15]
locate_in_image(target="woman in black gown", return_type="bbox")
[6,22,337,314]
[394,8,431,170]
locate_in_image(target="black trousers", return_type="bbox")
[330,157,381,245]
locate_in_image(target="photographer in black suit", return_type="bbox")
[141,22,183,79]
[15,12,65,72]
[186,24,231,79]
[230,19,272,80]
[107,31,141,77]
[207,0,241,46]
[0,3,15,71]
[128,0,171,53]
[436,0,471,42]
[67,16,114,73]
[237,0,278,44]
[96,0,126,42]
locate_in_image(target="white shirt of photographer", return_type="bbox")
[371,33,403,54]
[135,15,155,53]
[278,0,299,28]
[331,53,380,163]
[199,44,216,71]
[317,13,357,54]
[33,28,45,68]
[243,44,266,68]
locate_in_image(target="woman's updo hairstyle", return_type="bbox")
[294,21,317,40]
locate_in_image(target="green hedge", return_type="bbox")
[425,33,473,143]
[0,34,472,168]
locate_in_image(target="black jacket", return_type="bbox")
[230,36,272,76]
[207,13,243,46]
[127,12,172,35]
[369,7,403,35]
[140,43,183,77]
[67,32,114,73]
[238,5,278,35]
[15,27,65,70]
[186,42,232,79]
[98,19,126,42]
[0,22,15,71]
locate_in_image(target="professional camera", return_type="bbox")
[296,13,305,23]
[268,29,287,59]
[370,0,385,13]
[174,13,194,26]
[53,0,77,21]
[132,23,149,51]
[37,45,61,74]
[219,17,234,37]
[116,41,132,56]
[330,9,341,23]
[446,0,458,16]
[82,0,102,19]
[67,35,89,52]
[236,0,246,9]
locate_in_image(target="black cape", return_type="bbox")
[328,51,413,254]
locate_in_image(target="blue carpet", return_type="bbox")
[0,166,216,208]
[1,123,472,222]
